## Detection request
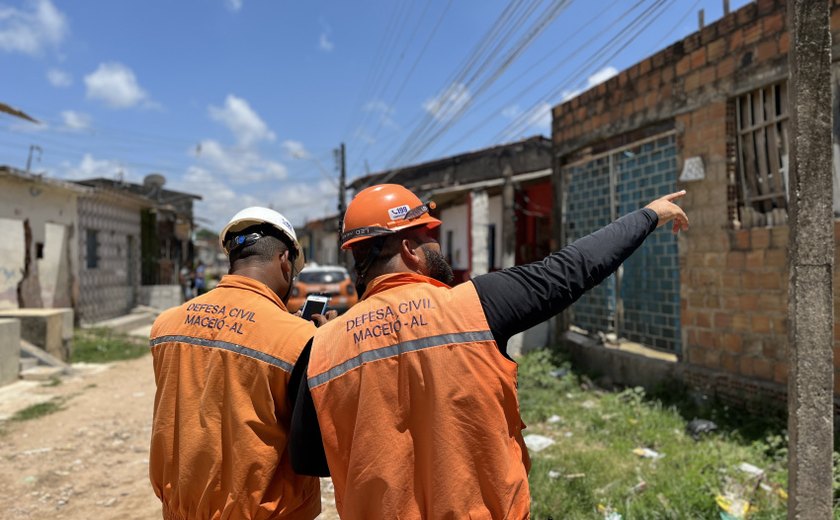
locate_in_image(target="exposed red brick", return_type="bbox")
[722,333,743,354]
[717,55,737,78]
[756,0,776,16]
[740,294,760,311]
[732,229,751,250]
[698,330,716,348]
[726,251,745,269]
[661,65,674,83]
[722,353,739,373]
[770,226,789,248]
[763,12,784,34]
[751,227,770,249]
[744,24,762,45]
[707,38,727,62]
[753,315,772,334]
[714,312,733,328]
[779,31,790,53]
[676,56,691,76]
[753,358,773,381]
[699,66,717,87]
[696,311,712,328]
[757,38,778,60]
[732,314,751,331]
[745,250,765,269]
[690,48,706,69]
[729,29,745,52]
[764,249,788,269]
[685,71,702,92]
[739,356,754,377]
[774,362,788,385]
[736,3,758,26]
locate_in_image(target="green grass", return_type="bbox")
[520,350,794,519]
[10,399,64,422]
[72,328,148,363]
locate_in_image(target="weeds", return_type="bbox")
[72,328,148,363]
[519,350,793,519]
[11,399,64,422]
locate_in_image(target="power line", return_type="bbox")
[494,0,674,143]
[385,0,572,171]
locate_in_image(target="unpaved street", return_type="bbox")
[0,355,337,519]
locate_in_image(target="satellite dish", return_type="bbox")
[143,173,166,189]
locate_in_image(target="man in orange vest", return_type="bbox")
[150,207,327,520]
[289,184,689,518]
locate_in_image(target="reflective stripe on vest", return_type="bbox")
[307,330,494,388]
[151,334,294,372]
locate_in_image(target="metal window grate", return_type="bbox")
[735,82,790,226]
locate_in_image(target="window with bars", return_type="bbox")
[735,82,790,227]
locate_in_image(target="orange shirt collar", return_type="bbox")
[216,274,289,312]
[362,272,451,300]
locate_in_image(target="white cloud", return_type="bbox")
[209,94,275,146]
[60,110,90,131]
[363,100,398,130]
[282,140,309,160]
[84,62,151,109]
[502,102,551,133]
[177,167,338,232]
[561,65,619,102]
[423,83,471,121]
[0,0,68,55]
[319,32,333,52]
[194,139,287,183]
[46,67,71,87]
[225,0,243,12]
[56,153,131,181]
[354,128,376,146]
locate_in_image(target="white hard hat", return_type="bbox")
[219,207,305,272]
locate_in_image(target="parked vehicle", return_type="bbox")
[288,264,357,314]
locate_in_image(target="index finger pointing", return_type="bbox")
[662,190,687,202]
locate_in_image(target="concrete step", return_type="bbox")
[20,366,64,381]
[83,311,156,335]
[19,357,37,372]
[20,340,70,370]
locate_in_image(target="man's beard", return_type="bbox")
[423,247,454,286]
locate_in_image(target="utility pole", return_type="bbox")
[787,1,834,518]
[25,145,42,172]
[336,143,347,267]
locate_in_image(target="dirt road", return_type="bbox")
[0,355,337,519]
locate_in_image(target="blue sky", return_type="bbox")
[0,0,752,230]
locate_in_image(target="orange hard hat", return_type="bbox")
[342,184,441,249]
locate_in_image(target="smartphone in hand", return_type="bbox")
[300,295,329,321]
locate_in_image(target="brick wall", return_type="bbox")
[552,0,840,408]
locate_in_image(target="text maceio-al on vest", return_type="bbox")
[346,298,433,344]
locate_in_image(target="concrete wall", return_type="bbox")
[439,204,469,271]
[0,319,21,386]
[551,0,840,408]
[77,194,143,323]
[139,285,183,311]
[0,177,79,311]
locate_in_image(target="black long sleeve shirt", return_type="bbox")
[288,208,659,476]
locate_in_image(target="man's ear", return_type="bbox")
[279,250,292,278]
[400,237,424,272]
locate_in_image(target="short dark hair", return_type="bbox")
[227,225,295,268]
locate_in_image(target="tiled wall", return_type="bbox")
[562,155,615,334]
[615,135,681,352]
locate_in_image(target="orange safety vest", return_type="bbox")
[308,272,530,519]
[150,274,320,520]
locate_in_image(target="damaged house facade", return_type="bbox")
[0,167,200,324]
[352,136,554,284]
[551,0,840,410]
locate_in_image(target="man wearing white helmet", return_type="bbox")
[149,207,324,520]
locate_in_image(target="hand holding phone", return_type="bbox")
[300,295,329,322]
